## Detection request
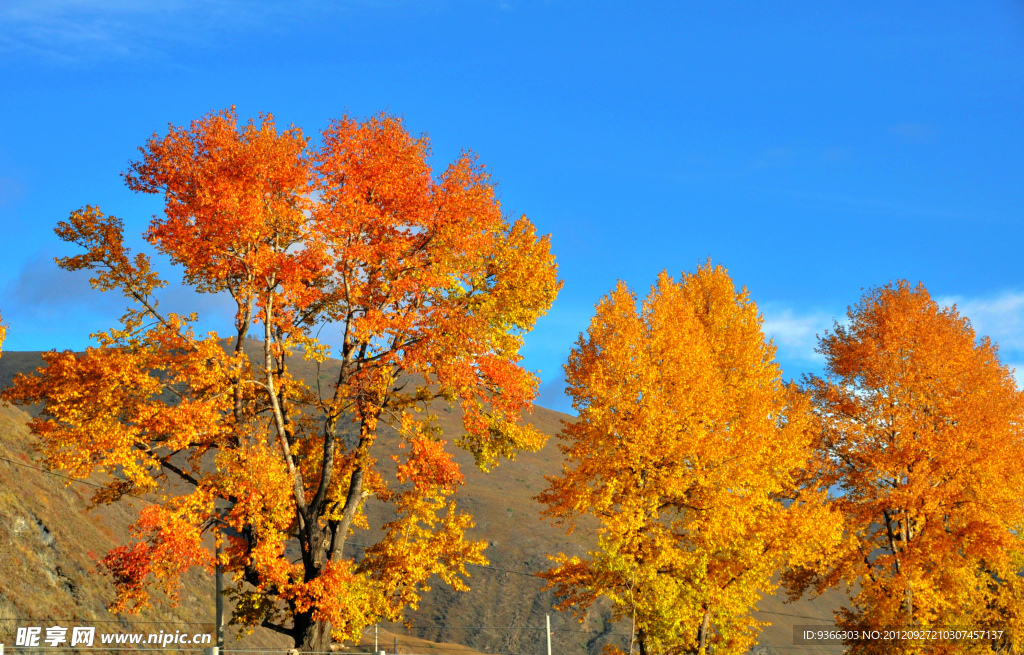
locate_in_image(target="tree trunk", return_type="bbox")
[292,526,335,653]
[901,513,914,622]
[698,609,712,654]
[294,611,333,654]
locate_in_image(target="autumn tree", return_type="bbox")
[538,263,837,655]
[785,281,1024,655]
[3,108,560,652]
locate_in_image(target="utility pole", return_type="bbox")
[546,614,552,655]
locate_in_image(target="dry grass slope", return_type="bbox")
[0,345,845,655]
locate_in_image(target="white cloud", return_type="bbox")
[941,291,1024,353]
[938,291,1024,386]
[758,292,1024,387]
[760,304,837,364]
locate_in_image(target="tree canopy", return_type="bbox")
[786,281,1024,654]
[3,108,561,652]
[538,263,837,655]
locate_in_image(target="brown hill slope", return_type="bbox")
[0,346,844,655]
[0,400,297,652]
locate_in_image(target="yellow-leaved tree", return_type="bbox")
[538,262,838,655]
[785,281,1024,654]
[3,108,560,652]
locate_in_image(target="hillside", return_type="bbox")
[0,347,846,655]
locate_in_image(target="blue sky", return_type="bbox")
[1,1,1022,413]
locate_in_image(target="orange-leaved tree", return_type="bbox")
[3,108,561,652]
[785,281,1024,655]
[538,263,838,655]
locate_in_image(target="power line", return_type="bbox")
[0,455,163,506]
[379,626,632,638]
[344,542,544,579]
[754,609,835,622]
[471,564,542,578]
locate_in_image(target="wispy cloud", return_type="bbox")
[0,177,26,207]
[888,122,937,144]
[0,0,468,63]
[1,248,235,350]
[7,251,112,311]
[750,145,849,169]
[0,0,324,63]
[534,369,572,415]
[2,0,184,62]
